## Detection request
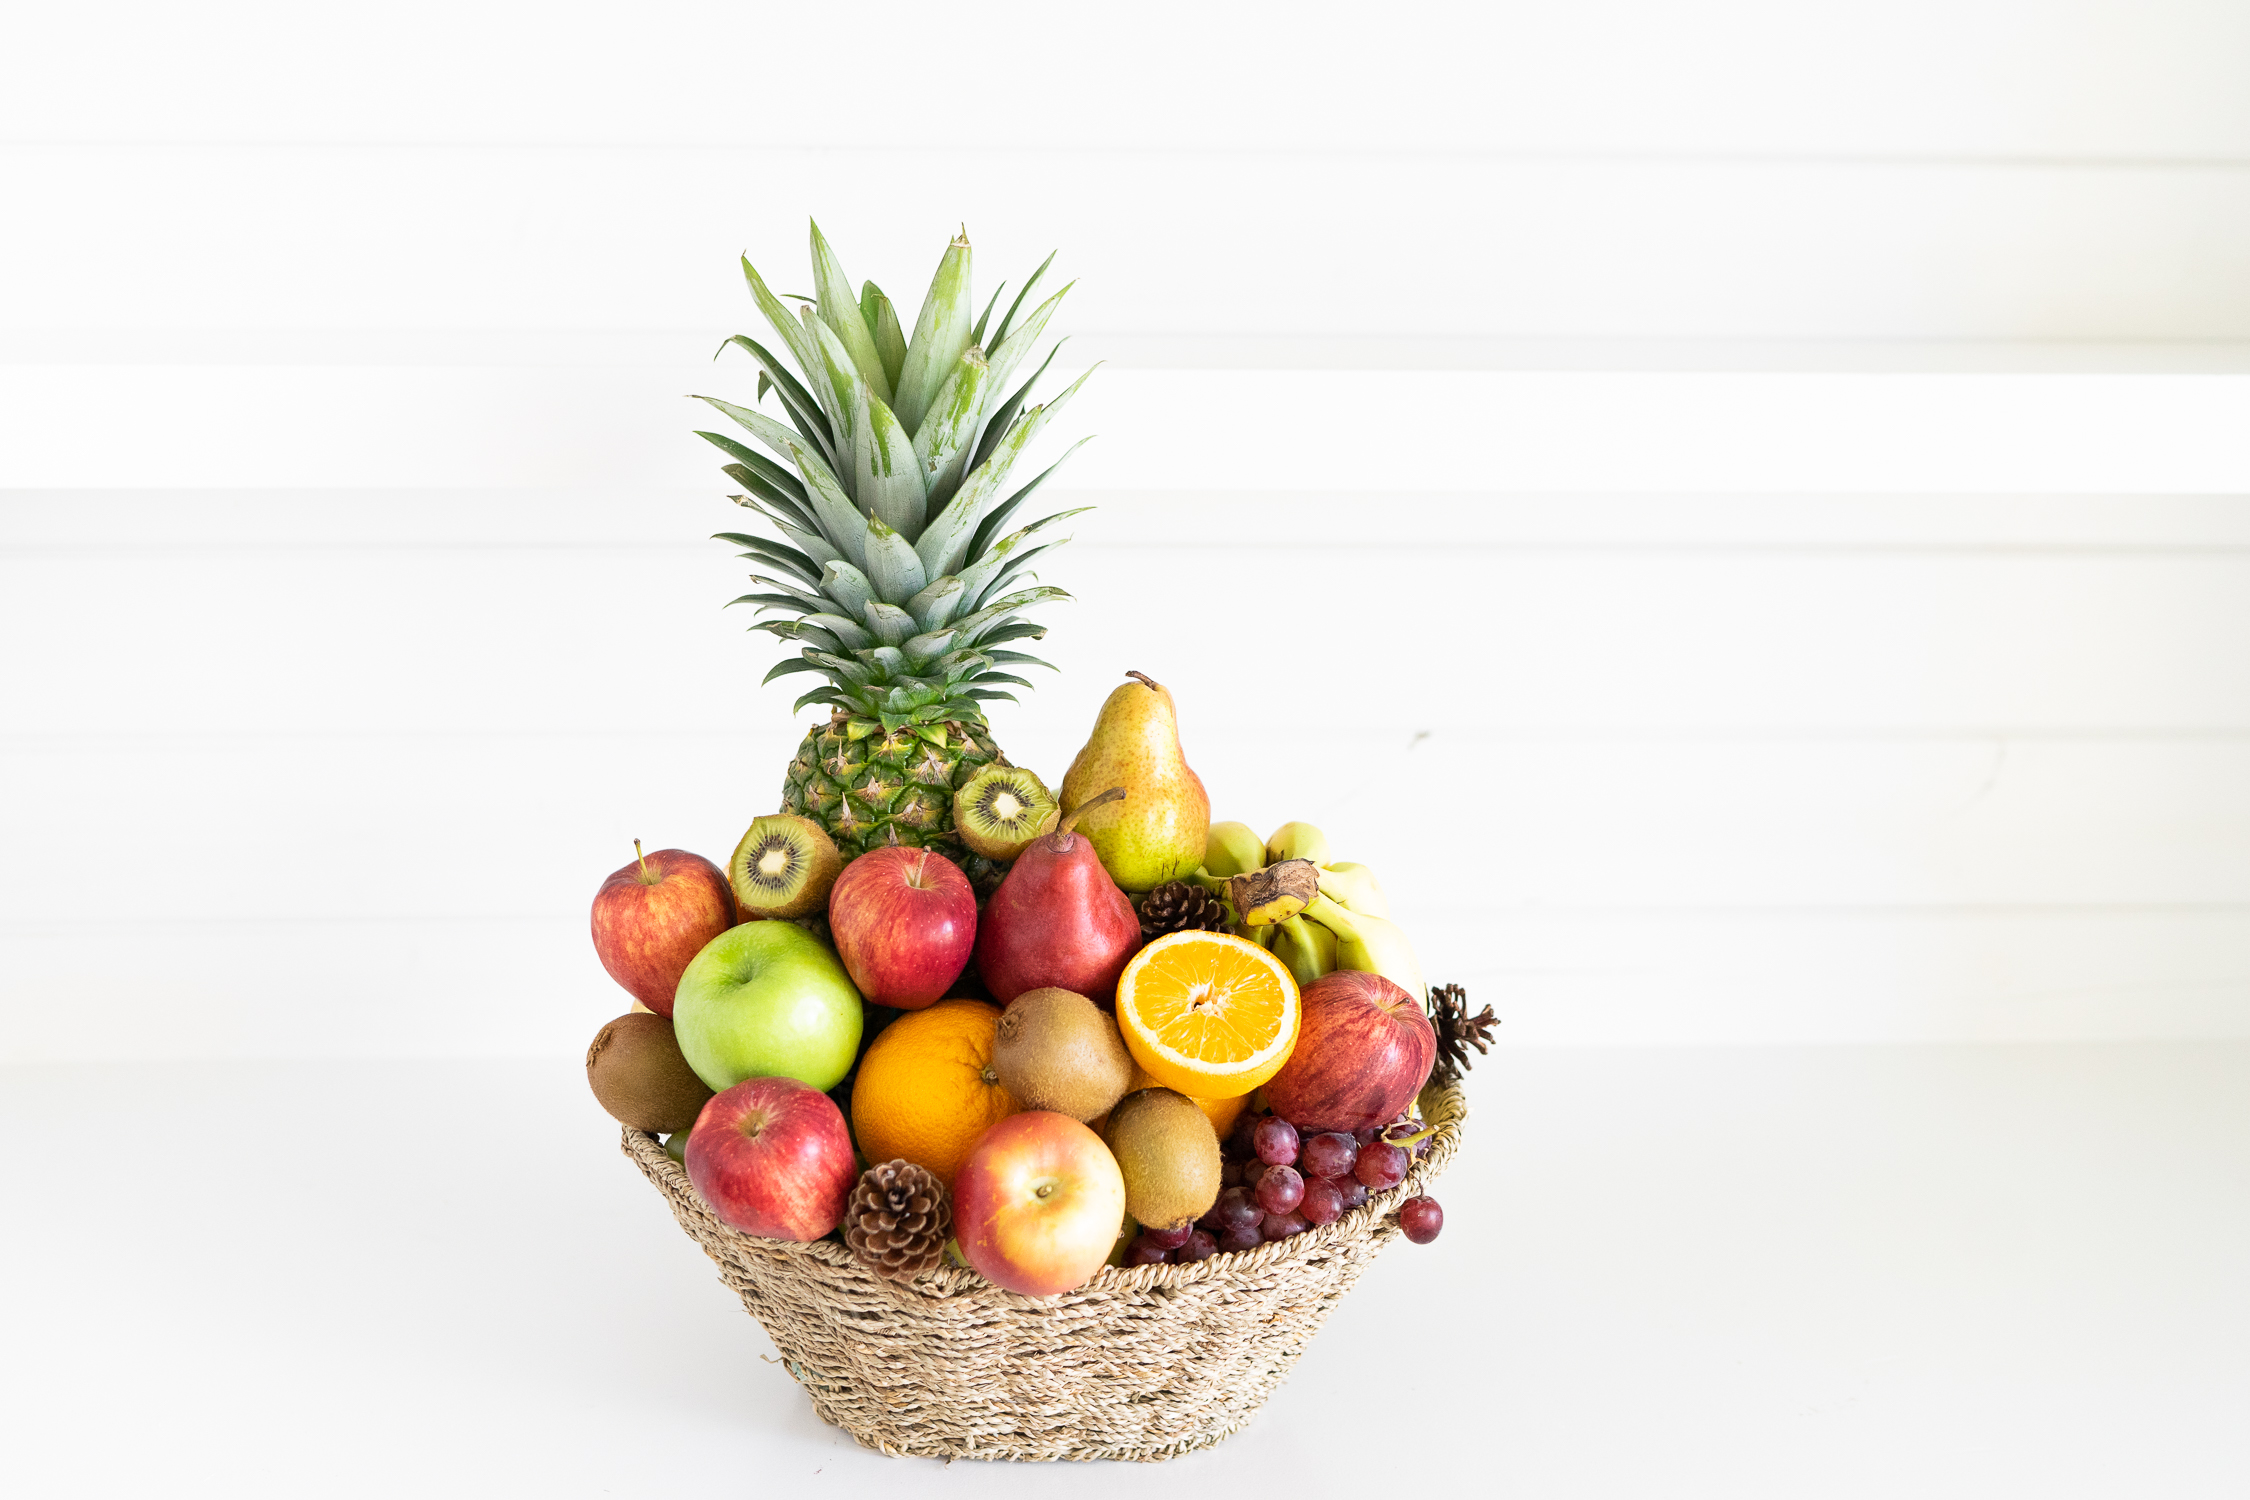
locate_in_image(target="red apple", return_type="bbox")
[827,847,976,1009]
[684,1075,856,1241]
[954,1111,1127,1297]
[590,842,736,1017]
[1262,970,1438,1134]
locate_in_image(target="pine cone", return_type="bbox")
[1428,982,1498,1084]
[1137,880,1231,940]
[844,1160,952,1282]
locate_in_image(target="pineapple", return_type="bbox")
[697,222,1090,890]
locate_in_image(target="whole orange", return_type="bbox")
[850,999,1019,1189]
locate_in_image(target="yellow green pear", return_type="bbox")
[1059,670,1211,892]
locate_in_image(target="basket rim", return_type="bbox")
[625,1078,1467,1306]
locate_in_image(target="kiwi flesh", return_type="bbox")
[1105,1088,1222,1232]
[952,765,1059,860]
[587,1012,714,1134]
[990,986,1136,1123]
[729,813,842,919]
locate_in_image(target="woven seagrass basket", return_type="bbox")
[623,1079,1466,1462]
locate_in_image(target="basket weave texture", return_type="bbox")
[624,1081,1467,1462]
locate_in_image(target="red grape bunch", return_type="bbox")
[1123,1104,1444,1265]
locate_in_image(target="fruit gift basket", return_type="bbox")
[582,225,1497,1462]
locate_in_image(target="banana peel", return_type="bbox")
[1227,859,1320,925]
[1202,821,1266,878]
[1302,891,1425,1000]
[1264,821,1333,867]
[1315,861,1390,919]
[1269,914,1336,988]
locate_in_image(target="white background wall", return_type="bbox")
[5,1,2248,1059]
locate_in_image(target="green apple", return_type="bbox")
[673,921,864,1093]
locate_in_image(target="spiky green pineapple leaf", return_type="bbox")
[892,233,973,434]
[817,560,876,617]
[982,282,1071,404]
[795,685,847,714]
[861,517,927,600]
[910,349,992,517]
[987,251,1055,352]
[715,335,834,459]
[809,221,894,404]
[969,339,1065,475]
[920,405,1094,580]
[985,648,1057,671]
[713,532,824,587]
[805,613,876,650]
[905,576,966,631]
[862,601,916,646]
[970,281,1006,348]
[740,258,831,424]
[784,440,870,567]
[859,281,908,389]
[763,654,827,685]
[729,591,822,615]
[965,501,1089,571]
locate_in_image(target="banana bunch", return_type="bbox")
[1189,820,1425,999]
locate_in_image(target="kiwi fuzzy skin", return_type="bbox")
[990,986,1136,1123]
[1105,1087,1223,1232]
[587,1012,715,1134]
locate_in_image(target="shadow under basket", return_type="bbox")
[622,1081,1467,1462]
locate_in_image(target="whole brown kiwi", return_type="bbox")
[587,1012,714,1134]
[1105,1087,1223,1231]
[990,986,1136,1123]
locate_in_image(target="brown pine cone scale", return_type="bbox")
[1137,880,1231,940]
[844,1159,952,1282]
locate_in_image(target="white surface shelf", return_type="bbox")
[4,1044,2244,1498]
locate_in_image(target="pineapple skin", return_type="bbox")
[782,712,1012,894]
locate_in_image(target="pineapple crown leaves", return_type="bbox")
[697,221,1093,733]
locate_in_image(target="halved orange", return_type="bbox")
[1115,931,1301,1100]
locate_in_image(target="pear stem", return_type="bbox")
[1125,670,1161,692]
[633,839,656,885]
[1054,786,1126,844]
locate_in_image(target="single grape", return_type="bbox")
[1142,1221,1194,1251]
[1398,1196,1443,1244]
[1219,1159,1245,1189]
[1354,1142,1408,1191]
[1254,1164,1305,1215]
[1125,1236,1172,1265]
[1300,1131,1359,1180]
[1216,1223,1264,1254]
[1226,1112,1263,1159]
[1337,1178,1369,1213]
[1352,1125,1382,1145]
[1240,1159,1269,1192]
[1253,1116,1301,1166]
[1298,1176,1345,1226]
[1260,1211,1309,1241]
[1175,1229,1218,1263]
[1212,1186,1263,1234]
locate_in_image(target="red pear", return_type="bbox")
[974,788,1143,1008]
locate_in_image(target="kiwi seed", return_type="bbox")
[1105,1088,1223,1232]
[990,986,1136,1123]
[729,813,842,919]
[952,765,1059,860]
[587,1012,715,1134]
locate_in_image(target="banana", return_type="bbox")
[1302,892,1425,1000]
[1227,859,1320,925]
[1268,915,1336,988]
[1203,821,1267,878]
[1315,861,1391,919]
[1264,821,1333,867]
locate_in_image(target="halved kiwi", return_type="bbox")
[729,813,842,919]
[952,765,1059,860]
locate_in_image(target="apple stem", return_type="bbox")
[1054,786,1126,845]
[634,839,656,885]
